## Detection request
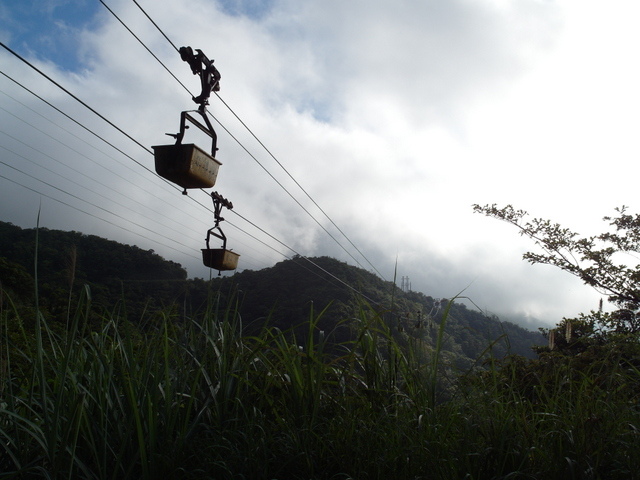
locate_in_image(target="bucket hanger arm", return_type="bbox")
[205,225,226,250]
[176,46,221,156]
[205,191,234,249]
[174,109,218,156]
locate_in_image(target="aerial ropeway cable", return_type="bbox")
[152,46,239,273]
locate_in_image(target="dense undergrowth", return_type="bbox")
[1,285,639,479]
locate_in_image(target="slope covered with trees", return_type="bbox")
[211,255,544,363]
[0,221,189,322]
[0,221,544,365]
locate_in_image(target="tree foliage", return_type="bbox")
[473,204,640,335]
[0,221,188,322]
[211,255,544,363]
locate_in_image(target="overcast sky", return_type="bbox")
[1,0,639,329]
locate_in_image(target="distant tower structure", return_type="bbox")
[401,276,411,293]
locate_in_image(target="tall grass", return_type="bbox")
[1,285,639,479]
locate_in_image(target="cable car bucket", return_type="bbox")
[153,108,222,194]
[202,191,239,273]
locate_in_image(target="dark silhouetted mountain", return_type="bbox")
[0,221,544,363]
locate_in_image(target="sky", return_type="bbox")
[1,0,639,329]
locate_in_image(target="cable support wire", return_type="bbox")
[216,90,387,280]
[0,57,218,221]
[0,99,146,187]
[0,69,156,180]
[98,0,192,97]
[0,100,208,234]
[0,53,313,279]
[1,30,383,306]
[105,0,386,279]
[228,207,382,306]
[0,155,194,252]
[0,71,213,228]
[1,55,282,270]
[0,174,197,258]
[0,128,205,245]
[3,156,385,309]
[132,0,180,53]
[0,42,152,156]
[0,79,271,267]
[203,108,373,268]
[0,164,199,260]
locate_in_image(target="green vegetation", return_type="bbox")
[0,221,189,324]
[473,204,640,338]
[212,255,544,363]
[2,285,639,478]
[2,219,638,478]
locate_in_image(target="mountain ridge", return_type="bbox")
[0,220,544,363]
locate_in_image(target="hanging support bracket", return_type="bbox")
[205,191,234,250]
[179,46,221,107]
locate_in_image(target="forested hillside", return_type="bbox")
[0,221,543,364]
[211,255,544,362]
[0,221,193,322]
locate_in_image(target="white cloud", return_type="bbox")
[1,0,638,329]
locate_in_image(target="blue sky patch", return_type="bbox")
[217,0,275,20]
[1,0,100,72]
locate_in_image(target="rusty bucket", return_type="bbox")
[202,248,239,271]
[153,143,221,190]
